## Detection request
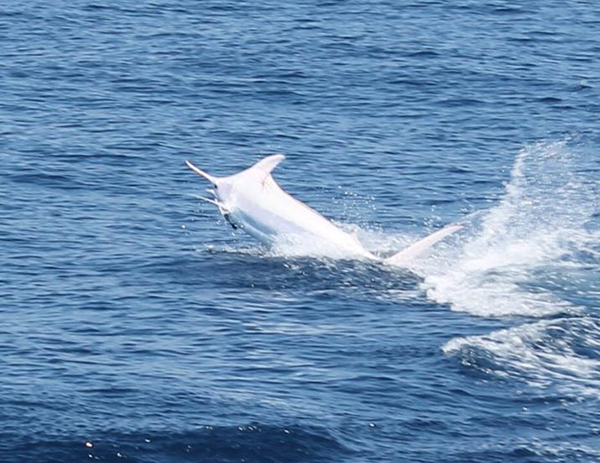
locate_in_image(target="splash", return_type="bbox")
[412,139,599,317]
[419,138,600,397]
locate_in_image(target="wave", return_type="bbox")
[25,424,351,463]
[442,316,600,398]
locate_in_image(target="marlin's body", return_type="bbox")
[186,155,460,266]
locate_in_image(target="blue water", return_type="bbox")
[2,1,600,462]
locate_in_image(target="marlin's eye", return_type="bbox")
[214,185,218,189]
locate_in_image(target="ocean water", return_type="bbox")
[2,1,600,462]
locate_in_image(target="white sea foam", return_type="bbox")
[442,317,600,398]
[269,231,363,260]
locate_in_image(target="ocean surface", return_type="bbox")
[2,1,600,462]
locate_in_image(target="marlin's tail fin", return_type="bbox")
[384,225,462,267]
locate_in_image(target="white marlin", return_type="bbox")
[186,154,461,266]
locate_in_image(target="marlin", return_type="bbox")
[186,154,461,266]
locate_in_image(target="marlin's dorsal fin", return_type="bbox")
[251,154,285,176]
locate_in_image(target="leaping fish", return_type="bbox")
[186,154,461,266]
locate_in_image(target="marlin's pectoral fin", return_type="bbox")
[192,193,237,230]
[191,194,228,211]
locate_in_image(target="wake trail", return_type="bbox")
[409,138,600,398]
